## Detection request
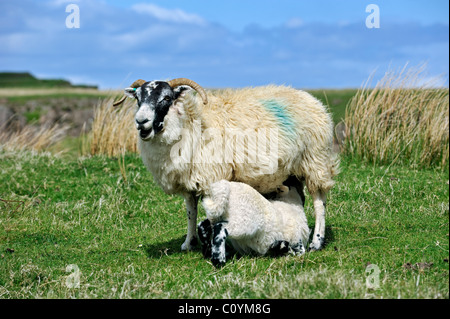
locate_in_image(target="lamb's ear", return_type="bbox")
[277,185,289,194]
[174,86,189,100]
[124,87,138,99]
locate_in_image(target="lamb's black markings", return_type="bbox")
[268,240,291,256]
[200,220,307,266]
[269,238,305,256]
[211,222,228,268]
[197,219,212,258]
[291,239,305,255]
[136,82,188,134]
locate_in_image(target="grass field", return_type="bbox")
[0,81,448,299]
[0,151,448,298]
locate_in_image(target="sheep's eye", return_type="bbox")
[163,96,171,101]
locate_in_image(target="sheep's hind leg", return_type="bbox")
[211,222,228,267]
[309,190,327,251]
[181,192,199,251]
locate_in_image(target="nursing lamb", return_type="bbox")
[198,180,310,267]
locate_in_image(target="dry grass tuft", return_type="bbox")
[0,123,68,152]
[344,65,449,169]
[89,97,137,157]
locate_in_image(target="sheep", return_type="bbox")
[197,180,310,267]
[114,78,339,252]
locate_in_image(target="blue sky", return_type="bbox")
[0,0,448,89]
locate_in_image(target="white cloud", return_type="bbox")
[131,3,206,26]
[285,18,304,29]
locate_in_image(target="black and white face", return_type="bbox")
[125,81,186,141]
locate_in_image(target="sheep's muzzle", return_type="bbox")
[139,127,152,140]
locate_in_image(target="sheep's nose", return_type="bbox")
[135,118,149,129]
[136,118,149,125]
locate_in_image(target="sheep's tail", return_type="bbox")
[202,180,230,221]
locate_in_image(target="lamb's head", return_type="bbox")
[275,185,303,205]
[114,78,208,141]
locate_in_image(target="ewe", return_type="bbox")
[114,78,338,251]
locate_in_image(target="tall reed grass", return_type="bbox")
[89,97,137,157]
[343,65,449,169]
[0,123,68,152]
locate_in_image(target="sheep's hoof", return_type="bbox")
[211,255,226,268]
[181,236,198,251]
[309,235,325,251]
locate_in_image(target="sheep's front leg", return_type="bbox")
[211,222,228,267]
[309,190,327,251]
[181,192,199,251]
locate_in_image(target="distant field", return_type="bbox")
[0,88,115,101]
[0,72,98,89]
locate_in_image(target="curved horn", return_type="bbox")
[168,78,208,105]
[113,79,147,107]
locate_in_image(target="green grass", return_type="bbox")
[306,89,356,124]
[0,151,448,298]
[23,109,43,124]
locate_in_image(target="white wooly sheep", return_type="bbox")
[114,78,339,252]
[197,180,310,267]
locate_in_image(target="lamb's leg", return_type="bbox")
[309,190,327,251]
[268,240,290,256]
[197,219,212,258]
[181,192,199,251]
[291,239,306,256]
[211,222,228,267]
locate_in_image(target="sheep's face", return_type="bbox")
[125,81,186,141]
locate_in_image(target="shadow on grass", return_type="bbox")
[143,235,201,259]
[143,225,335,259]
[323,225,335,249]
[307,225,335,250]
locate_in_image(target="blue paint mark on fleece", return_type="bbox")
[260,99,296,136]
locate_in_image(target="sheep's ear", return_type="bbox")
[174,86,188,100]
[124,87,138,98]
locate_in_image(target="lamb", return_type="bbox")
[114,78,339,252]
[197,180,310,267]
